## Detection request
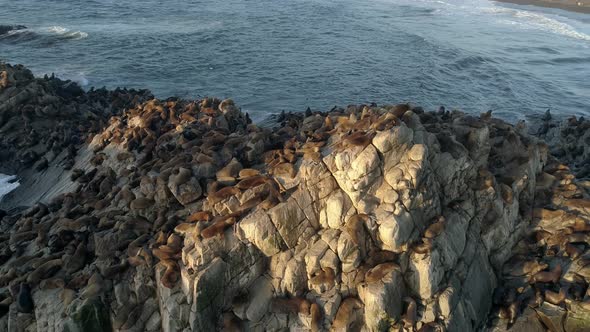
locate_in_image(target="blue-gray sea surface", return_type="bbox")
[0,0,589,122]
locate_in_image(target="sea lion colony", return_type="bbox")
[0,63,589,331]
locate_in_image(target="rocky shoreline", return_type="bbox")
[0,63,589,331]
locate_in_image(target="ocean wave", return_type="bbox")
[483,6,590,41]
[0,25,88,43]
[0,174,19,202]
[45,26,88,40]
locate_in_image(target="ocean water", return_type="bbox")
[0,0,589,122]
[0,174,19,202]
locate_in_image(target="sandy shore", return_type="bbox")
[496,0,590,13]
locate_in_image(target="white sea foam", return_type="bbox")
[0,174,19,202]
[45,25,89,40]
[482,6,590,41]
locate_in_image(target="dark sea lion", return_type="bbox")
[16,283,33,313]
[130,197,154,210]
[65,241,87,274]
[101,261,129,279]
[27,259,62,284]
[169,167,192,186]
[39,278,65,290]
[417,322,445,332]
[221,312,242,332]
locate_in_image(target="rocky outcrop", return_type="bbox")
[0,63,589,331]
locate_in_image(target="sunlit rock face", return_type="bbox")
[1,63,589,332]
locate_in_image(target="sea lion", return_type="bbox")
[271,297,310,314]
[271,162,296,178]
[412,238,433,255]
[65,241,87,274]
[310,267,336,289]
[345,214,369,246]
[365,263,399,283]
[130,197,154,210]
[80,272,104,299]
[544,287,567,305]
[27,259,62,284]
[221,312,243,332]
[402,297,417,329]
[160,259,179,289]
[16,283,33,313]
[186,211,212,223]
[417,322,445,332]
[168,167,192,186]
[217,158,243,179]
[0,268,16,287]
[238,168,260,179]
[424,217,445,239]
[201,217,237,239]
[101,261,129,279]
[331,297,363,332]
[531,265,562,284]
[236,176,268,190]
[310,302,323,332]
[209,186,241,204]
[39,278,65,290]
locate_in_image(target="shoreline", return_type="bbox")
[495,0,590,14]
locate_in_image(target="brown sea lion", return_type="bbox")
[208,186,241,204]
[545,287,567,305]
[412,238,434,255]
[346,214,369,246]
[271,297,310,314]
[201,217,237,239]
[402,297,417,329]
[235,175,268,190]
[365,263,399,283]
[186,211,212,223]
[531,265,562,284]
[310,302,323,332]
[310,267,336,289]
[424,217,445,239]
[238,168,260,179]
[160,259,179,289]
[331,297,363,332]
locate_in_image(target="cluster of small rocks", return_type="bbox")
[0,64,588,331]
